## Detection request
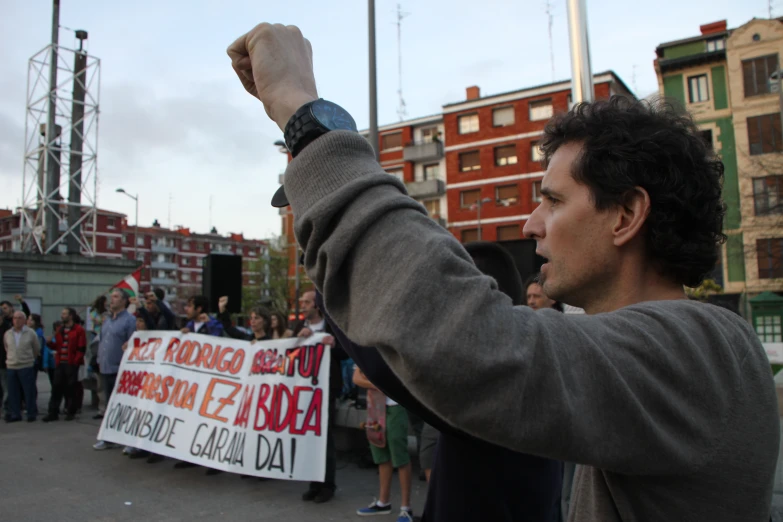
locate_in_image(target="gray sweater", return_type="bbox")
[4,326,41,369]
[284,131,780,521]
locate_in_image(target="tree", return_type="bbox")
[685,279,723,301]
[255,235,293,315]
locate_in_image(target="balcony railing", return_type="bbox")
[151,260,178,270]
[151,243,178,254]
[403,140,444,163]
[151,276,177,286]
[406,179,445,199]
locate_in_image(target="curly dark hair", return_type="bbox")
[539,96,726,287]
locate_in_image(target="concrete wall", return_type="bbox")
[0,252,137,326]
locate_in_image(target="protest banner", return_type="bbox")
[97,331,331,481]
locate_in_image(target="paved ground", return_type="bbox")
[0,374,427,522]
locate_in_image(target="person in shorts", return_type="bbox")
[353,366,413,521]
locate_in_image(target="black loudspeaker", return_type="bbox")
[496,239,546,283]
[202,254,242,314]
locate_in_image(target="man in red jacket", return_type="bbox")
[42,308,86,422]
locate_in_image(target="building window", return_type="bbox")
[460,189,481,208]
[756,314,783,342]
[122,234,127,245]
[688,74,710,103]
[423,164,439,180]
[381,132,403,150]
[497,224,520,241]
[136,236,144,246]
[757,238,783,279]
[107,238,115,249]
[700,129,713,150]
[747,113,782,155]
[421,127,439,142]
[494,145,518,166]
[492,106,515,127]
[423,199,440,216]
[532,180,543,203]
[136,251,144,261]
[458,114,479,134]
[387,169,404,181]
[742,54,779,97]
[461,229,479,243]
[107,217,116,229]
[196,242,204,251]
[531,141,543,162]
[495,184,519,205]
[753,176,783,216]
[459,151,481,172]
[182,257,189,266]
[529,99,553,121]
[706,38,725,52]
[197,274,202,283]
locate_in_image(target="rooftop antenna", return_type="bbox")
[546,0,556,81]
[395,3,410,121]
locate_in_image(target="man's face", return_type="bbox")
[523,142,619,308]
[250,312,266,333]
[184,300,198,320]
[12,312,25,330]
[61,309,71,324]
[527,283,556,311]
[110,290,125,312]
[1,303,12,318]
[299,291,317,320]
[145,300,159,315]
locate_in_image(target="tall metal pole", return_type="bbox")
[67,31,88,255]
[368,0,379,160]
[566,0,594,104]
[45,0,61,251]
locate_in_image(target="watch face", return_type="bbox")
[311,100,358,132]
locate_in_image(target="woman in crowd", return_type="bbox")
[270,311,293,339]
[28,314,54,387]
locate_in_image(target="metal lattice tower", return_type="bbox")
[20,10,100,256]
[395,3,409,122]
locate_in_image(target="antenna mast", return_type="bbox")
[546,0,556,81]
[395,3,410,121]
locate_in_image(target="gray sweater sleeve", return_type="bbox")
[285,131,759,475]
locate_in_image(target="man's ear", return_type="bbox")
[612,187,651,247]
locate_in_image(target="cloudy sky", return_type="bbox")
[0,0,768,240]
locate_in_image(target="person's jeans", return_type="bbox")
[49,364,80,417]
[7,366,38,420]
[340,358,356,398]
[100,373,118,404]
[309,393,337,492]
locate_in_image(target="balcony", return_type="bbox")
[406,179,445,199]
[151,260,178,270]
[403,140,443,163]
[151,243,178,254]
[151,276,177,286]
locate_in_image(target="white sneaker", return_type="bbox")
[93,440,118,450]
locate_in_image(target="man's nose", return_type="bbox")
[523,204,544,239]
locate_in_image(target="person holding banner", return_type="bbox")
[93,289,136,450]
[294,290,345,504]
[227,24,778,522]
[181,295,224,337]
[218,296,270,342]
[173,294,225,474]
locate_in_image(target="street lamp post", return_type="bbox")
[471,197,492,241]
[274,140,300,320]
[116,188,138,259]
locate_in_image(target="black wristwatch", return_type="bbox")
[272,99,357,208]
